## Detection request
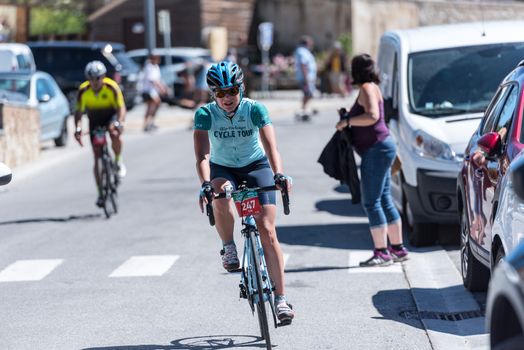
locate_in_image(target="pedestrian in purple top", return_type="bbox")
[336,53,408,266]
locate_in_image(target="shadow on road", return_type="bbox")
[373,287,486,336]
[277,222,371,250]
[0,213,101,226]
[315,198,366,217]
[82,334,268,349]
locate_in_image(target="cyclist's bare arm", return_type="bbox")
[116,105,126,124]
[259,124,292,191]
[73,109,84,146]
[259,124,282,174]
[194,129,211,184]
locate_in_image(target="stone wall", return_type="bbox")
[254,0,352,54]
[0,103,40,169]
[352,0,524,59]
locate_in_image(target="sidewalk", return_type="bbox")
[124,90,355,133]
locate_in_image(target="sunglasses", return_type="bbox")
[89,77,103,82]
[215,86,240,98]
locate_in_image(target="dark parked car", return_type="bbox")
[457,60,524,292]
[27,41,140,111]
[486,156,524,349]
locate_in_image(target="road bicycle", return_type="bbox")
[205,181,290,350]
[92,126,119,218]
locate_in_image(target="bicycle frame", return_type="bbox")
[239,215,277,326]
[93,127,118,218]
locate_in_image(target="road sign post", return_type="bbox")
[158,10,172,66]
[257,22,273,96]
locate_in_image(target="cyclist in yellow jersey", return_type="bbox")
[74,61,127,208]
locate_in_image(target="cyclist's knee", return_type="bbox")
[213,198,234,215]
[258,223,277,241]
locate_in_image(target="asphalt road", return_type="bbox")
[0,98,488,349]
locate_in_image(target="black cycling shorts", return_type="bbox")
[210,157,276,205]
[89,114,117,143]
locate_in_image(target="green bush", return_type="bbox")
[30,7,86,35]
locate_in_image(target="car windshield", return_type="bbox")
[0,77,30,102]
[408,42,524,117]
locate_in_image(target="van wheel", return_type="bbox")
[54,119,68,147]
[403,193,438,246]
[460,208,490,291]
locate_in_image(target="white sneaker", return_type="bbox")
[116,161,127,178]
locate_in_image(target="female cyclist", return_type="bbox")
[193,61,295,324]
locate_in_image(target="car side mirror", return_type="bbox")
[512,156,524,200]
[383,97,398,122]
[0,162,12,186]
[477,131,501,157]
[38,94,51,103]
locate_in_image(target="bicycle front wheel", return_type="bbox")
[107,159,118,215]
[102,155,117,218]
[250,231,271,349]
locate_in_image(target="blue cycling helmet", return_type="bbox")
[206,61,244,90]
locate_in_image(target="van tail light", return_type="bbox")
[113,72,122,83]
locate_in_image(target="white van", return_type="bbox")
[377,20,524,246]
[0,43,35,72]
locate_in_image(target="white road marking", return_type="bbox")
[0,259,63,282]
[109,255,180,277]
[348,251,402,273]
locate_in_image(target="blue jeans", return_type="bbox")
[359,137,401,228]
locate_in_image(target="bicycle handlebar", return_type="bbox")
[205,184,290,226]
[204,190,215,226]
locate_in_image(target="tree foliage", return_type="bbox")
[0,0,85,11]
[30,7,86,35]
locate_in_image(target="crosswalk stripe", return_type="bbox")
[109,255,179,277]
[348,251,402,274]
[0,259,63,282]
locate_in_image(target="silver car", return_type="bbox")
[0,71,70,147]
[486,155,524,348]
[490,150,524,266]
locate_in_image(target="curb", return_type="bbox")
[404,249,488,349]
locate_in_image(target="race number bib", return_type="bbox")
[233,191,261,217]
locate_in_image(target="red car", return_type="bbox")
[457,61,524,292]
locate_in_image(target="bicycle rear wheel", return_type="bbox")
[250,230,271,349]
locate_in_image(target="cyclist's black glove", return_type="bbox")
[200,180,214,200]
[274,173,291,189]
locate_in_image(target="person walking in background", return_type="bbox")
[335,53,408,266]
[294,35,317,120]
[325,41,348,97]
[141,53,168,132]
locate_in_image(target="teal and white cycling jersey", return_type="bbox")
[194,98,272,167]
